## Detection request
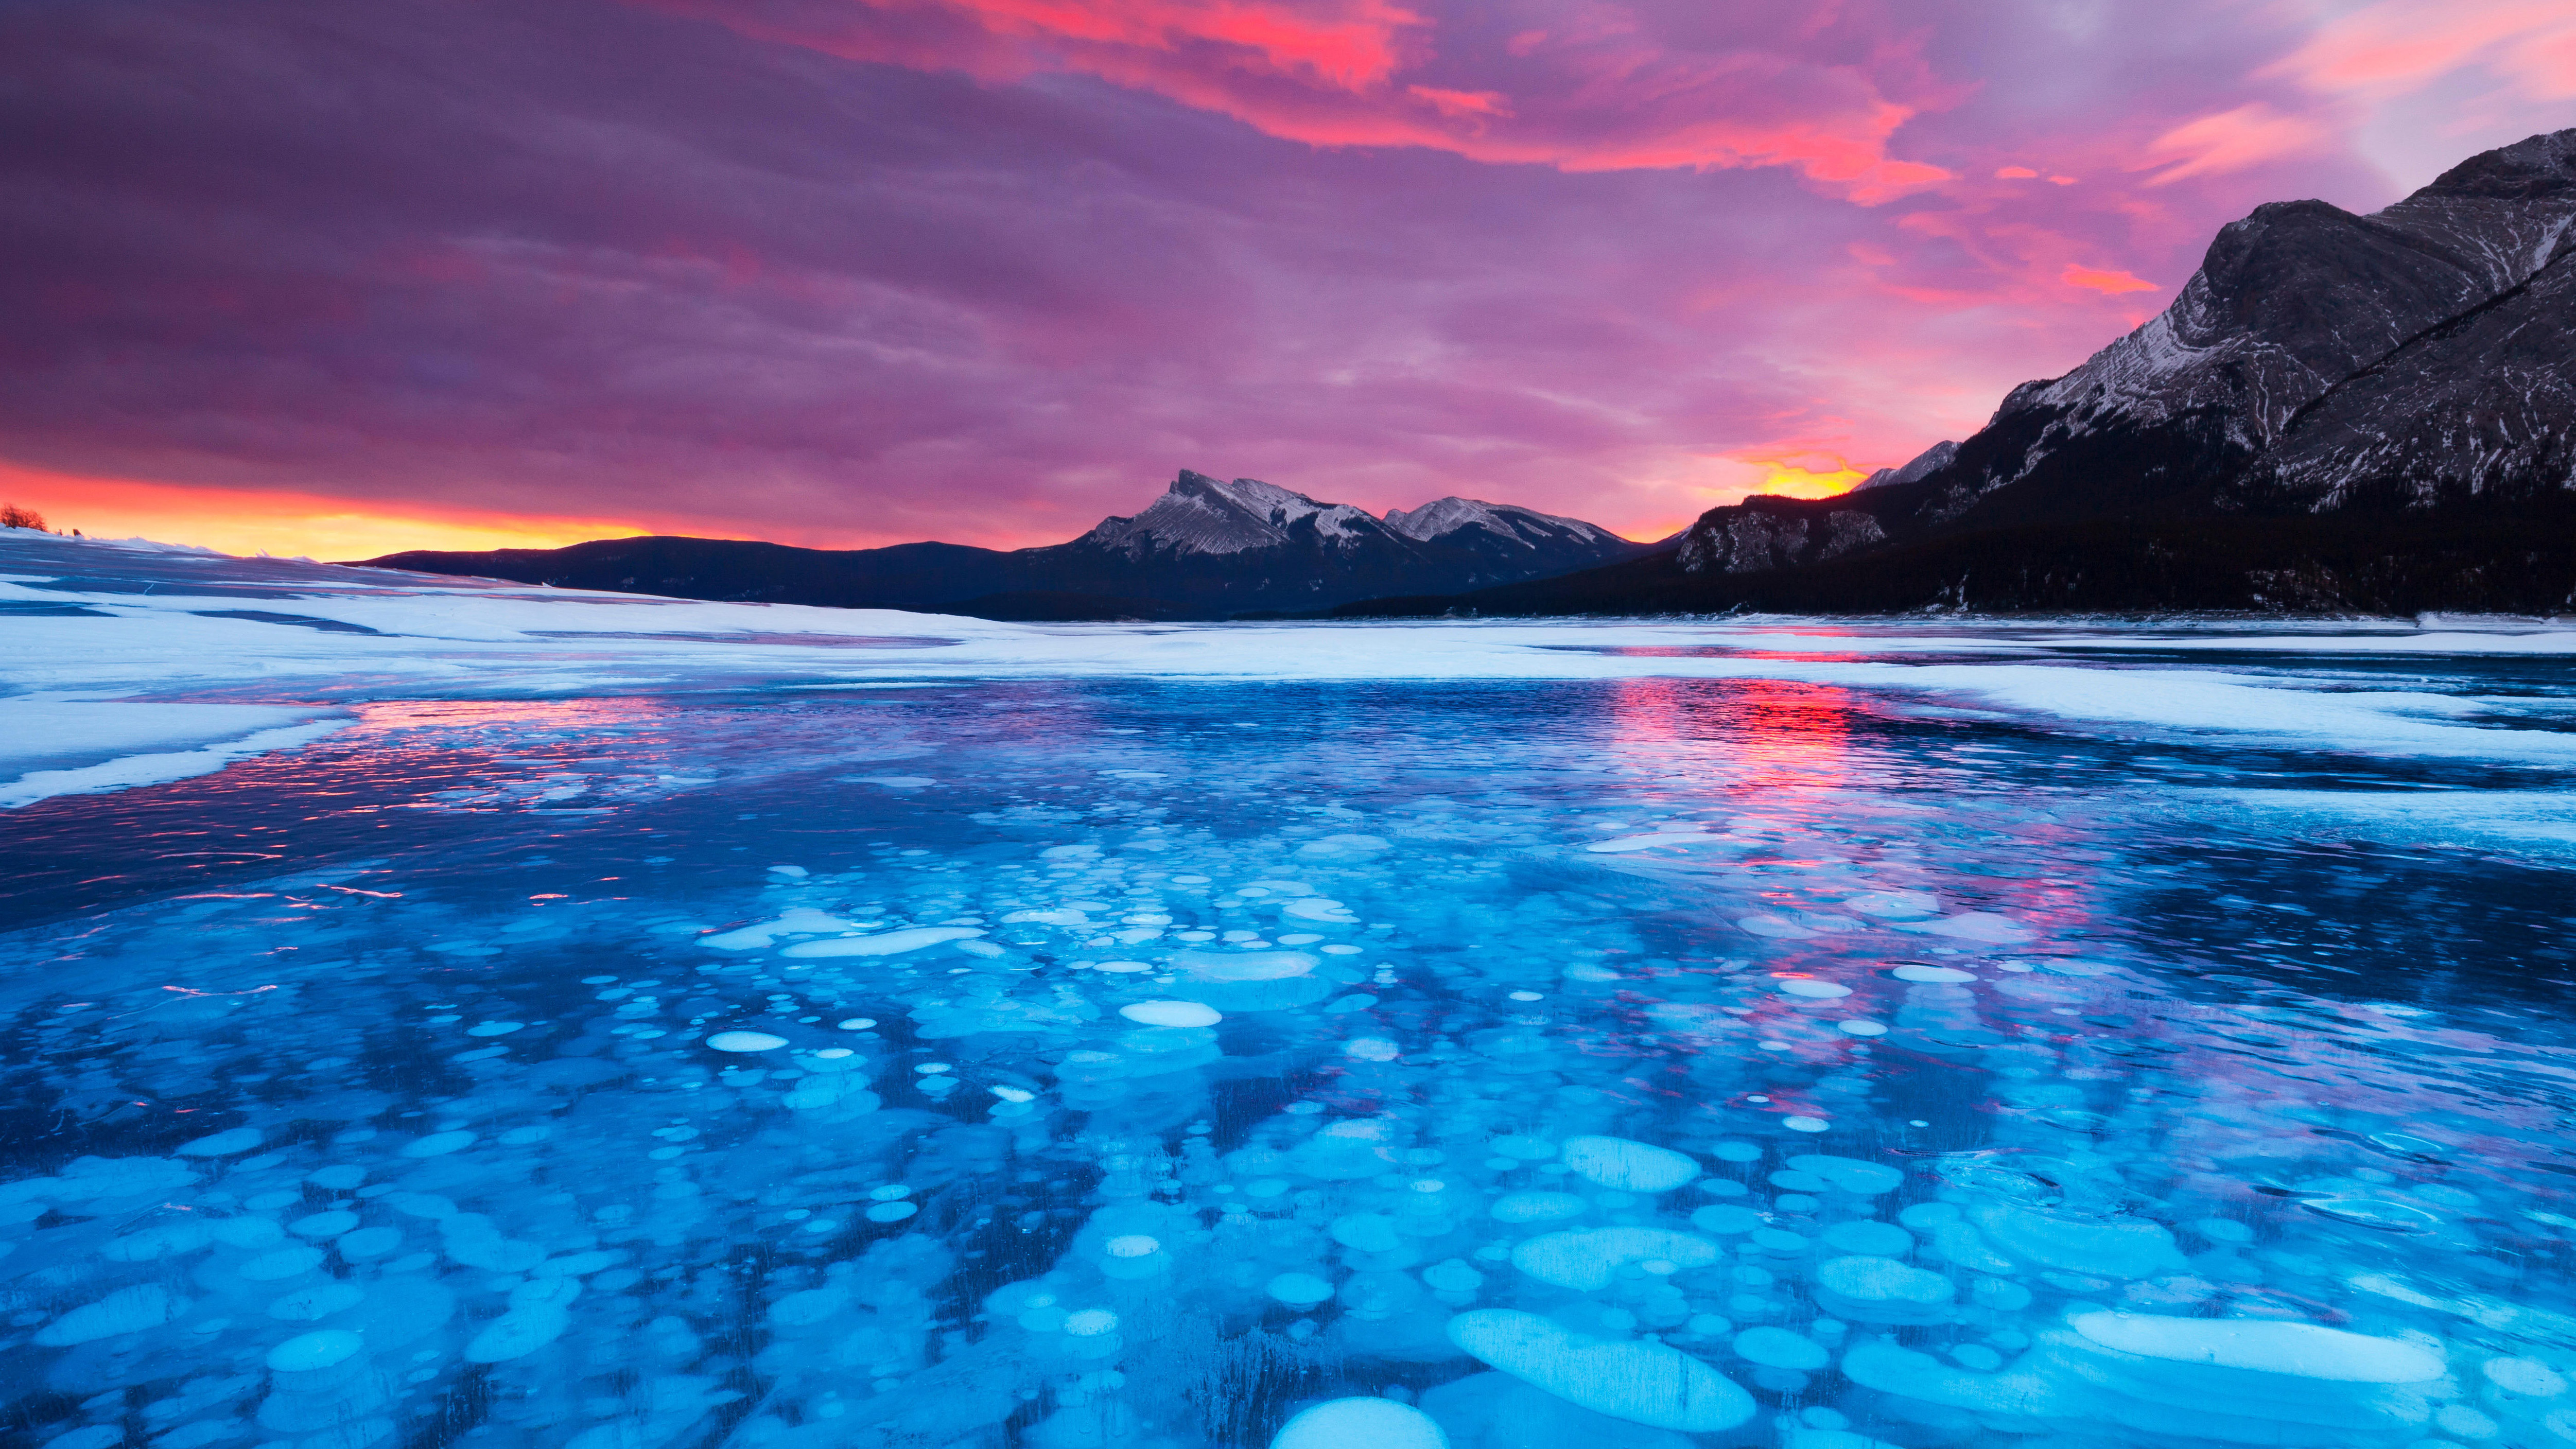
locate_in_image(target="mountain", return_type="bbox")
[362,470,1647,620]
[1337,128,2576,617]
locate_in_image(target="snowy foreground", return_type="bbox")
[4,532,2576,1449]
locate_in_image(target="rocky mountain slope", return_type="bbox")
[1345,128,2576,616]
[365,472,1646,620]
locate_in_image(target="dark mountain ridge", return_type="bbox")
[364,471,1651,620]
[1340,128,2576,617]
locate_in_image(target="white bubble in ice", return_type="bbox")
[1267,1273,1335,1306]
[290,1210,359,1239]
[35,1286,181,1346]
[1344,1038,1401,1062]
[267,1329,364,1372]
[780,926,986,958]
[175,1127,263,1157]
[1512,1227,1721,1291]
[338,1226,403,1261]
[1784,1116,1831,1133]
[2484,1357,2567,1399]
[401,1130,476,1158]
[1777,979,1852,999]
[1271,1398,1450,1449]
[1561,1137,1699,1193]
[466,1021,525,1037]
[1892,965,1978,983]
[1104,1234,1161,1259]
[1736,1326,1830,1370]
[1691,1206,1764,1235]
[1095,961,1154,974]
[1063,1308,1119,1336]
[1490,1192,1589,1224]
[865,1202,917,1223]
[1894,914,2033,944]
[1119,1000,1221,1027]
[707,1031,789,1053]
[1787,1155,1906,1194]
[1838,1020,1887,1036]
[1447,1309,1753,1431]
[2067,1311,2444,1383]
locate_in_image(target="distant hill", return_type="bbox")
[1339,128,2576,617]
[362,471,1651,619]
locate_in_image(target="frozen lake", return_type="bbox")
[5,533,2576,1449]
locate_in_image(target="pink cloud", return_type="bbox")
[641,0,1956,202]
[2139,103,2331,185]
[2268,0,2576,101]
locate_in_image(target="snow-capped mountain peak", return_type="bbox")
[1383,497,1626,550]
[1078,471,1389,558]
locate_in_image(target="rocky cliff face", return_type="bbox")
[1672,128,2576,583]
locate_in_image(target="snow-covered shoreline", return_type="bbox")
[7,530,2576,807]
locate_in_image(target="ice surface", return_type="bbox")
[3,535,2574,1449]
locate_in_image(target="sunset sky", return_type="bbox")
[4,0,2571,557]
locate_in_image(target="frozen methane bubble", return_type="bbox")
[401,1130,476,1158]
[1489,1192,1588,1224]
[175,1126,263,1157]
[698,907,860,950]
[1893,913,2033,944]
[779,926,987,958]
[266,1329,364,1372]
[1560,1136,1700,1193]
[1268,1273,1335,1307]
[1270,1397,1450,1449]
[1446,1309,1754,1432]
[706,1031,789,1053]
[1846,1312,2448,1443]
[1778,979,1853,999]
[1968,1204,2186,1279]
[1891,965,1977,984]
[1814,1256,1954,1323]
[1819,1220,1913,1255]
[1787,1155,1907,1195]
[1118,1000,1222,1027]
[1511,1227,1722,1291]
[1735,1326,1831,1370]
[2067,1311,2445,1382]
[1847,890,1940,918]
[36,1285,182,1346]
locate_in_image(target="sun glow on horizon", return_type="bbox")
[0,464,683,562]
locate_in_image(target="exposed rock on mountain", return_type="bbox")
[1342,128,2576,617]
[365,472,1645,620]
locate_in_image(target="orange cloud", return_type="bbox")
[2140,103,2330,184]
[2062,263,2158,294]
[1994,165,2038,179]
[0,463,663,562]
